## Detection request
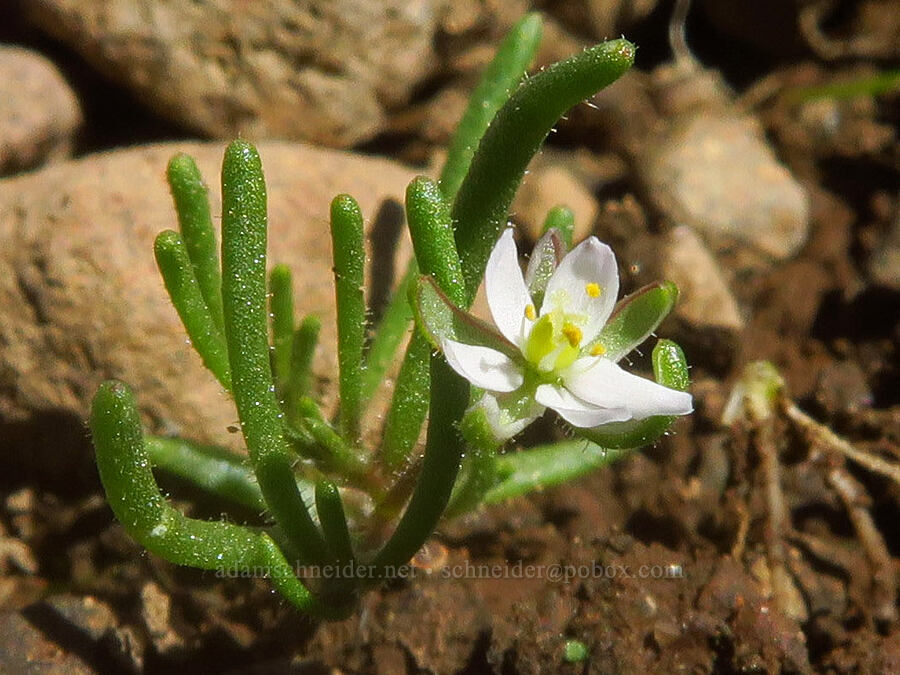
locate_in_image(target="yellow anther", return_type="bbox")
[524,304,537,321]
[585,282,601,298]
[562,322,583,348]
[590,342,606,356]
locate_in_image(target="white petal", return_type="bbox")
[564,357,693,420]
[441,338,523,393]
[535,384,631,428]
[543,237,618,343]
[473,393,544,442]
[485,228,532,346]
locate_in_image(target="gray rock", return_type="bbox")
[641,113,810,264]
[0,141,415,449]
[23,0,442,147]
[0,46,82,176]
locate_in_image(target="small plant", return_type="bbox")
[90,15,691,618]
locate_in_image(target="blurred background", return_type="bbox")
[0,1,898,672]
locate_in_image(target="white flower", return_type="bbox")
[440,228,692,440]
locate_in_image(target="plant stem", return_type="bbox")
[371,358,469,574]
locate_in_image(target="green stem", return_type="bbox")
[371,358,469,573]
[330,194,367,442]
[452,38,635,302]
[167,153,225,332]
[293,398,370,482]
[154,230,231,390]
[220,140,330,566]
[445,405,501,517]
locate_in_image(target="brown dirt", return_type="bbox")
[1,1,898,673]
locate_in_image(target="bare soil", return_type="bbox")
[1,2,898,673]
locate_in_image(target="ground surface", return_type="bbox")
[0,1,898,673]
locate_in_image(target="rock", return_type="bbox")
[23,594,144,671]
[23,1,442,147]
[0,610,93,674]
[0,141,416,449]
[868,205,900,290]
[139,582,183,655]
[585,0,658,39]
[640,113,810,264]
[0,46,82,176]
[511,164,598,243]
[634,225,743,371]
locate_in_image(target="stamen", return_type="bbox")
[562,323,582,348]
[524,304,536,321]
[585,283,601,298]
[590,343,606,356]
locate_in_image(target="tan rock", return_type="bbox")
[641,114,810,263]
[0,141,416,448]
[662,226,743,335]
[0,46,82,175]
[23,0,442,147]
[511,164,598,244]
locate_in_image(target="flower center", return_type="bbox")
[523,305,586,373]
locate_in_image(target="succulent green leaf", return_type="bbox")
[220,140,330,565]
[269,264,295,394]
[452,38,635,303]
[379,332,431,469]
[154,229,231,390]
[166,153,225,331]
[91,381,326,615]
[329,194,367,442]
[439,13,543,200]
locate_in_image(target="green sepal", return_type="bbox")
[411,275,519,360]
[524,228,565,309]
[591,281,679,363]
[541,206,575,249]
[575,339,690,449]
